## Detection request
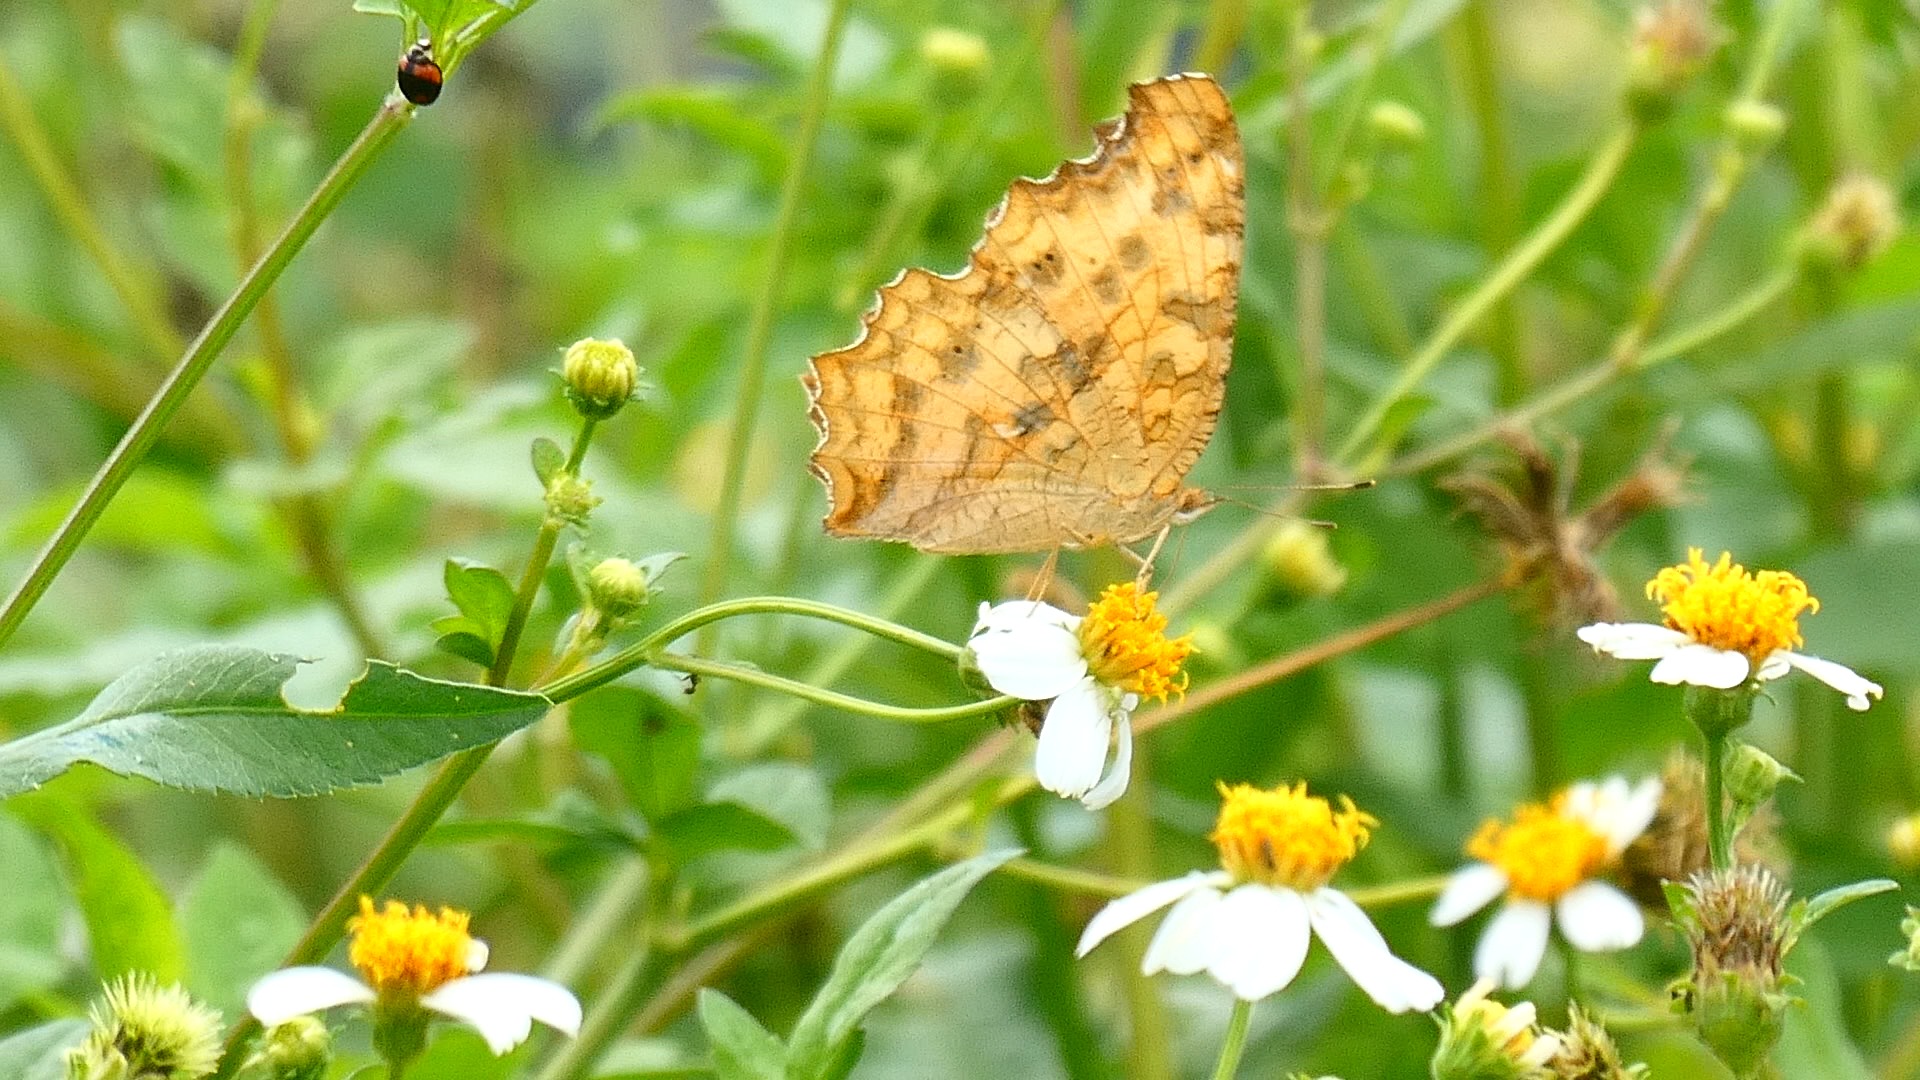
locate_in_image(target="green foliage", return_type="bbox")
[0,646,549,796]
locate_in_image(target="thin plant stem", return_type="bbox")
[1704,728,1731,871]
[1316,0,1415,195]
[1282,0,1329,473]
[649,652,1017,724]
[1211,999,1255,1080]
[1450,0,1526,402]
[491,418,597,686]
[697,0,853,626]
[1112,768,1175,1080]
[1336,124,1639,464]
[1389,264,1797,476]
[0,97,416,653]
[0,53,181,364]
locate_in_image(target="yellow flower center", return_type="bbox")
[1078,583,1193,701]
[1647,548,1817,667]
[1210,781,1376,890]
[347,897,476,997]
[1467,800,1610,902]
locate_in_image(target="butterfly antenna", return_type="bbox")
[1217,478,1377,494]
[1215,495,1340,529]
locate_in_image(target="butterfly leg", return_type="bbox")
[1117,524,1174,588]
[1025,548,1061,602]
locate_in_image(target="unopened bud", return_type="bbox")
[586,557,650,620]
[1545,1005,1647,1079]
[561,337,639,420]
[1724,743,1798,810]
[544,472,600,528]
[1725,100,1786,153]
[242,1016,332,1080]
[1888,813,1920,868]
[1260,521,1348,601]
[1625,1,1718,122]
[1802,173,1901,273]
[920,27,989,87]
[1367,100,1426,150]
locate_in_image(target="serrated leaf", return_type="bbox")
[783,850,1019,1080]
[531,436,566,484]
[181,844,306,1017]
[0,1019,87,1080]
[656,802,797,860]
[698,989,785,1080]
[10,795,184,982]
[0,645,549,797]
[1784,878,1899,953]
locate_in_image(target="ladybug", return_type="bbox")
[396,38,443,105]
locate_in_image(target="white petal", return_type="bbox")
[1079,711,1133,810]
[1555,882,1644,953]
[1307,888,1444,1013]
[1430,863,1508,927]
[1076,871,1227,957]
[1142,886,1226,975]
[1756,652,1791,680]
[1034,678,1110,800]
[1575,622,1689,659]
[1205,885,1312,1001]
[1610,777,1663,853]
[1474,901,1552,990]
[1777,651,1884,711]
[1563,775,1662,855]
[1649,643,1750,689]
[972,599,1079,635]
[969,615,1087,699]
[247,968,375,1026]
[423,974,583,1054]
[467,938,490,972]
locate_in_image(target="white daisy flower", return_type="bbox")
[969,583,1191,810]
[1576,548,1882,711]
[1076,781,1444,1012]
[1431,777,1661,989]
[248,897,581,1056]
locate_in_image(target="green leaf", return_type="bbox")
[10,794,185,982]
[0,1019,87,1080]
[445,560,516,638]
[569,687,701,819]
[531,436,566,484]
[0,813,66,1011]
[407,1027,514,1080]
[783,850,1019,1080]
[1773,939,1873,1079]
[698,989,785,1080]
[0,645,550,798]
[656,802,797,860]
[1785,878,1899,953]
[180,844,306,1017]
[709,764,831,851]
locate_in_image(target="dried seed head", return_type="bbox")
[1545,1004,1648,1079]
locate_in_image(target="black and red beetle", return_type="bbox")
[396,38,443,105]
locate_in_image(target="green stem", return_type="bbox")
[1336,124,1639,465]
[1451,0,1526,402]
[0,97,416,652]
[1282,0,1329,472]
[490,418,597,686]
[542,595,963,703]
[1704,727,1732,871]
[1210,999,1255,1080]
[1316,0,1414,197]
[697,0,853,623]
[649,652,1015,724]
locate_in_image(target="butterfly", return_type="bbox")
[802,73,1243,555]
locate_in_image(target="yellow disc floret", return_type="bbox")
[1647,548,1817,667]
[348,897,477,997]
[1468,800,1610,903]
[1078,583,1193,701]
[1211,781,1376,890]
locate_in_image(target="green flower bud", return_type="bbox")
[1724,100,1786,154]
[1260,521,1348,602]
[561,338,639,420]
[544,472,600,528]
[1888,814,1920,868]
[1368,100,1427,150]
[1801,173,1901,274]
[920,26,989,107]
[1625,2,1718,122]
[1430,980,1560,1080]
[1724,742,1798,810]
[68,974,222,1080]
[587,557,651,619]
[240,1017,331,1080]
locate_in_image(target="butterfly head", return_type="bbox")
[1171,487,1220,525]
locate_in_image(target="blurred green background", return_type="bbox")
[1,0,1918,1076]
